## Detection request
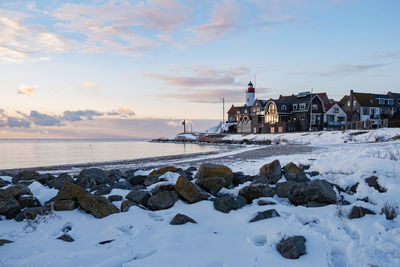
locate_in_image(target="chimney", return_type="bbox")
[350,89,354,111]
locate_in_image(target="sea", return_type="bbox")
[0,139,221,169]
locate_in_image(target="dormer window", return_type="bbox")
[293,104,298,111]
[281,105,287,111]
[299,103,306,110]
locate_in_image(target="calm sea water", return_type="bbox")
[0,139,221,169]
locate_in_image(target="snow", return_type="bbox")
[28,181,58,205]
[1,136,400,266]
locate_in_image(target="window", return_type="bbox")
[312,104,318,111]
[327,115,335,122]
[379,98,385,105]
[300,114,305,120]
[333,107,339,113]
[293,104,298,111]
[299,103,306,110]
[363,107,369,115]
[347,101,350,107]
[281,105,287,111]
[268,104,277,114]
[388,99,394,105]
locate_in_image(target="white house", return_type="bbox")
[324,102,347,129]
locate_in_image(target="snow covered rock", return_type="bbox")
[170,213,197,225]
[276,236,307,259]
[288,179,337,206]
[108,195,123,202]
[259,160,282,184]
[348,206,376,219]
[14,207,50,222]
[127,175,147,186]
[365,176,387,193]
[0,239,13,246]
[232,172,254,186]
[57,234,74,242]
[0,178,10,188]
[249,209,280,223]
[47,173,74,190]
[275,181,298,198]
[77,194,119,219]
[214,195,247,213]
[126,188,151,207]
[196,177,225,196]
[147,191,179,211]
[283,163,309,183]
[120,200,135,212]
[0,190,21,219]
[195,164,234,187]
[17,195,41,209]
[238,184,275,204]
[176,177,208,204]
[5,184,32,198]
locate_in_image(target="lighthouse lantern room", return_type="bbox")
[246,81,255,106]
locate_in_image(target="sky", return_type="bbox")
[0,0,399,139]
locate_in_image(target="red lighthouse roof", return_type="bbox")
[247,81,254,93]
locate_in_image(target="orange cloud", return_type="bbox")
[17,84,37,96]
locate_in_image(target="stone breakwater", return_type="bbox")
[0,161,388,259]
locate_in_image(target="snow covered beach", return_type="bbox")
[1,129,400,267]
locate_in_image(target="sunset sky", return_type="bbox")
[1,0,399,138]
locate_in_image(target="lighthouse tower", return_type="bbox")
[246,81,255,106]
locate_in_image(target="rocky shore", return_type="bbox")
[0,158,388,260]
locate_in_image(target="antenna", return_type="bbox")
[220,97,225,123]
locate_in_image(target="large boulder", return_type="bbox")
[93,186,112,196]
[113,181,134,190]
[56,182,89,201]
[0,190,21,219]
[147,191,179,211]
[348,206,375,219]
[195,164,233,187]
[170,213,197,225]
[126,188,151,207]
[260,160,282,184]
[128,175,147,186]
[76,168,108,188]
[276,236,307,259]
[288,179,337,206]
[5,184,32,199]
[283,163,309,183]
[249,209,280,223]
[275,181,298,198]
[176,177,208,204]
[238,184,275,204]
[17,196,41,208]
[14,207,50,222]
[232,172,254,186]
[12,170,40,184]
[143,175,159,187]
[47,173,74,190]
[121,200,135,212]
[196,177,225,196]
[53,200,78,211]
[149,166,180,176]
[108,195,123,202]
[214,195,247,213]
[77,194,119,219]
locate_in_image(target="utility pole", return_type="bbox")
[220,97,225,123]
[309,88,313,132]
[182,119,186,133]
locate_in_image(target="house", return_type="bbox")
[250,99,268,133]
[264,92,326,132]
[340,90,381,127]
[372,94,396,119]
[388,92,400,110]
[324,101,347,130]
[236,106,252,134]
[227,105,239,122]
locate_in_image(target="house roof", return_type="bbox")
[353,92,379,107]
[227,106,240,114]
[325,101,338,111]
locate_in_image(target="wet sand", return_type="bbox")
[1,144,316,174]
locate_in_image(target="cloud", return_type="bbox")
[0,13,67,63]
[166,120,181,127]
[190,0,239,44]
[63,110,104,122]
[17,84,37,96]
[318,63,390,77]
[28,110,62,126]
[0,109,31,128]
[80,81,101,92]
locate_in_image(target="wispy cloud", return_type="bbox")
[17,84,37,96]
[318,63,390,77]
[107,107,136,117]
[80,81,102,92]
[62,110,104,122]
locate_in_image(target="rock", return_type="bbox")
[347,183,359,194]
[306,171,320,177]
[260,160,282,184]
[185,166,197,173]
[14,207,50,222]
[365,176,387,193]
[12,170,40,184]
[121,200,135,212]
[57,234,74,242]
[93,186,112,196]
[149,166,179,176]
[232,172,254,186]
[56,182,89,201]
[36,174,55,185]
[108,169,123,185]
[195,164,234,187]
[76,168,108,188]
[288,179,337,206]
[128,175,147,186]
[170,213,197,225]
[113,181,134,190]
[249,209,280,222]
[276,236,307,259]
[108,195,123,202]
[283,163,309,183]
[239,184,275,204]
[126,189,151,206]
[4,184,32,198]
[53,200,78,211]
[275,181,298,198]
[77,194,119,219]
[214,195,247,213]
[99,240,114,245]
[257,200,276,206]
[252,175,269,185]
[348,206,375,219]
[0,189,21,219]
[150,184,176,195]
[0,239,13,246]
[196,177,225,196]
[143,175,159,187]
[0,178,11,188]
[17,196,41,208]
[176,176,208,204]
[331,183,346,193]
[147,191,179,211]
[47,173,74,190]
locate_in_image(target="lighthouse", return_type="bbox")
[246,81,255,106]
